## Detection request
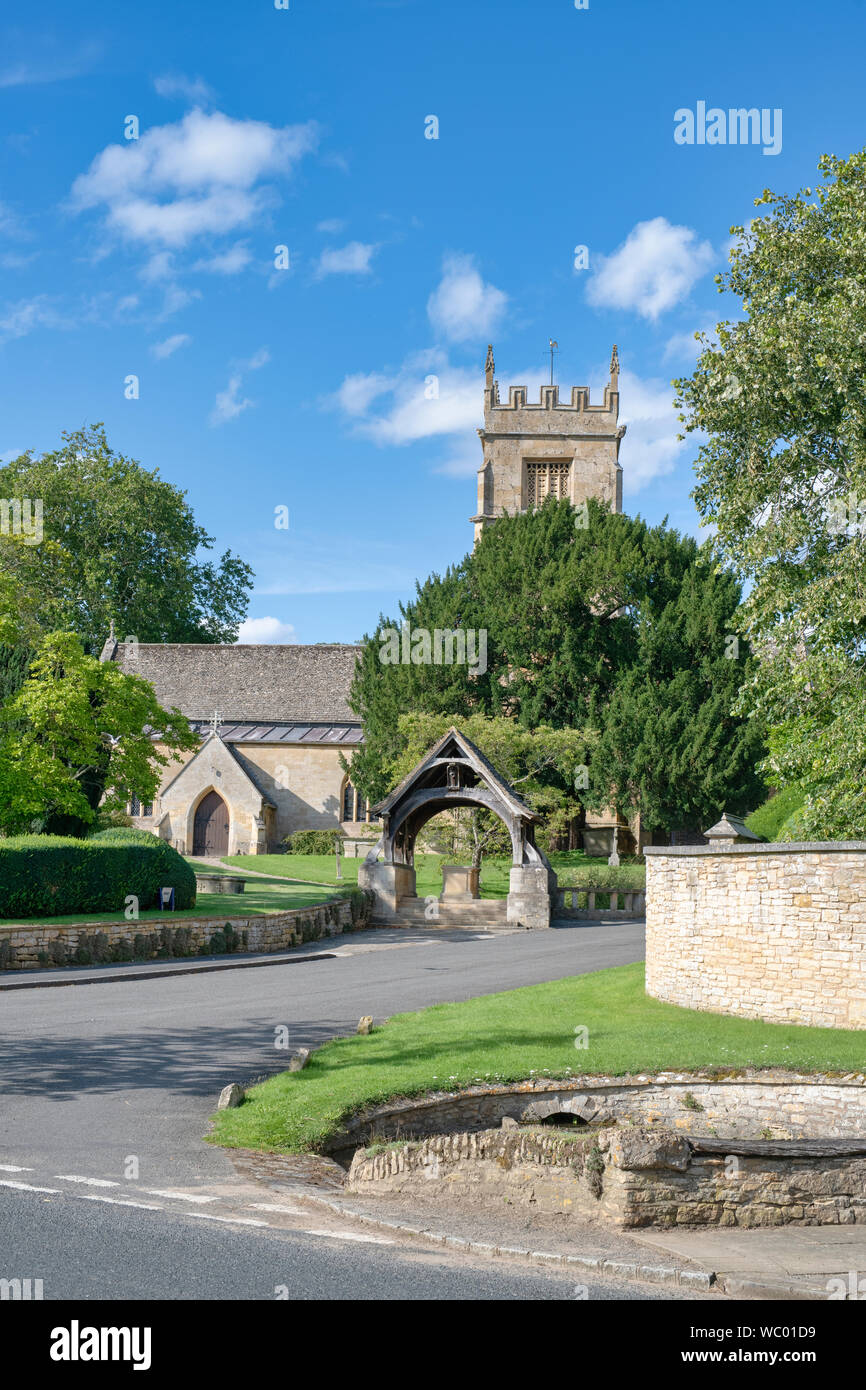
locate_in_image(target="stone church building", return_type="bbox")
[103,343,631,856]
[100,639,371,856]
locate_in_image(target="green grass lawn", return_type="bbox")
[224,849,644,898]
[208,961,863,1154]
[1,875,346,926]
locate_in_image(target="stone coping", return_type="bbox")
[644,840,866,856]
[326,1069,866,1149]
[0,895,353,932]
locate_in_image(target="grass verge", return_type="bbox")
[1,876,346,926]
[208,961,862,1154]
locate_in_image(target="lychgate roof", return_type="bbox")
[374,726,538,821]
[103,640,361,724]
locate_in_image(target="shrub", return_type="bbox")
[202,922,244,955]
[0,833,196,919]
[555,861,646,892]
[282,828,343,855]
[745,786,806,842]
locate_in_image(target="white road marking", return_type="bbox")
[143,1189,219,1204]
[80,1195,161,1210]
[0,1179,59,1194]
[186,1212,268,1227]
[0,1164,34,1172]
[55,1174,120,1188]
[248,1202,306,1215]
[300,1229,393,1244]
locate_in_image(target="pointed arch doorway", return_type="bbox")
[193,790,230,857]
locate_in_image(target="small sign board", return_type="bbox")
[159,886,176,911]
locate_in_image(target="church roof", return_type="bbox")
[104,641,361,724]
[187,720,363,745]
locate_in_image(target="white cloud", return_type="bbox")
[314,240,378,277]
[426,253,507,343]
[663,317,717,362]
[335,371,397,417]
[317,217,346,234]
[154,72,215,105]
[211,374,252,424]
[192,242,251,274]
[151,333,191,358]
[209,347,269,426]
[244,347,270,371]
[0,41,101,89]
[586,217,716,320]
[334,352,482,446]
[71,109,319,249]
[617,367,688,490]
[237,616,296,643]
[140,250,174,282]
[0,296,66,342]
[156,283,200,318]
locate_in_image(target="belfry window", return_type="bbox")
[526,461,571,507]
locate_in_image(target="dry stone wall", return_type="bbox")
[0,894,367,971]
[644,843,866,1029]
[347,1124,866,1229]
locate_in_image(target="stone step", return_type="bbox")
[394,898,508,926]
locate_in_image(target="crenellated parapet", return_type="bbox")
[472,343,625,541]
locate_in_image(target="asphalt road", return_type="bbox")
[0,1186,691,1301]
[0,921,646,1300]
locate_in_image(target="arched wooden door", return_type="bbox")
[193,791,229,856]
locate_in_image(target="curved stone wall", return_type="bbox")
[326,1071,865,1153]
[644,842,866,1029]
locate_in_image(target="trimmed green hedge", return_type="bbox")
[0,833,196,919]
[282,828,344,855]
[745,786,806,842]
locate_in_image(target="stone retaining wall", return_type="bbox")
[347,1124,866,1229]
[644,842,866,1029]
[326,1071,866,1152]
[0,893,369,971]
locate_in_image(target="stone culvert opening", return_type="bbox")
[332,1072,866,1229]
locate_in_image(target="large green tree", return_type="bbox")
[0,423,254,651]
[675,149,866,838]
[348,497,763,834]
[0,632,197,837]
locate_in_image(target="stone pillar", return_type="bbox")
[506,865,552,930]
[358,861,417,923]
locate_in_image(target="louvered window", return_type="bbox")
[526,461,571,506]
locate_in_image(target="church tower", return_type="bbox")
[471,344,625,542]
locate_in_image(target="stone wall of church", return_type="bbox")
[156,742,267,856]
[147,741,359,853]
[231,743,354,844]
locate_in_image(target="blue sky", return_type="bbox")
[2,0,864,643]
